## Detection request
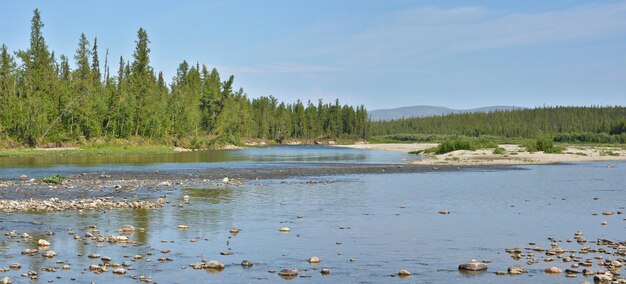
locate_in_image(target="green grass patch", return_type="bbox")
[40,174,66,184]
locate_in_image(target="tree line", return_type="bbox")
[371,106,626,140]
[0,9,369,147]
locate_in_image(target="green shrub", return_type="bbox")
[40,174,66,184]
[523,137,563,153]
[493,147,506,155]
[430,136,499,154]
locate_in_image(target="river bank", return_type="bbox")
[336,143,626,165]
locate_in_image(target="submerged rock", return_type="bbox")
[279,227,290,232]
[37,239,50,247]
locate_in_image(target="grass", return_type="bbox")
[40,174,66,184]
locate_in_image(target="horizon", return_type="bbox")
[2,1,626,109]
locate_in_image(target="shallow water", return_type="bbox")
[0,148,625,283]
[0,145,416,178]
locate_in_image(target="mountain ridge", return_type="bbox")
[369,105,526,121]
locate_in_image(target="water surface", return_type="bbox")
[0,148,624,283]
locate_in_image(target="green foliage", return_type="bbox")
[371,107,626,143]
[553,133,626,144]
[0,10,369,147]
[429,136,498,154]
[40,174,66,184]
[493,147,506,155]
[523,137,563,153]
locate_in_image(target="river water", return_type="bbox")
[0,146,624,283]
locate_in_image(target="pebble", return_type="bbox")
[229,228,240,234]
[398,269,411,276]
[601,221,608,226]
[308,256,320,264]
[37,239,50,247]
[458,259,487,271]
[279,227,290,232]
[320,268,330,275]
[438,210,450,214]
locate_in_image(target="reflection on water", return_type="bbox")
[0,161,624,283]
[0,145,416,178]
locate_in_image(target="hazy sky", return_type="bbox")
[2,0,626,109]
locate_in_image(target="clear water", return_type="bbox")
[0,148,624,283]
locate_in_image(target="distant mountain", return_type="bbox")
[369,105,526,121]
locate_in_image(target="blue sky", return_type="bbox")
[1,0,626,109]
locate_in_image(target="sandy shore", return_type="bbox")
[337,143,626,165]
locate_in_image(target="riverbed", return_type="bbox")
[0,146,624,283]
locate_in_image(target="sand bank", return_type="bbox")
[336,143,626,165]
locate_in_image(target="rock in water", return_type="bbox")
[508,265,526,275]
[279,227,290,232]
[458,259,487,271]
[278,268,298,278]
[222,177,229,183]
[398,269,411,276]
[320,268,330,275]
[113,268,126,274]
[544,266,563,274]
[42,250,56,258]
[203,260,224,270]
[308,256,320,264]
[0,277,11,284]
[37,239,50,247]
[240,260,253,267]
